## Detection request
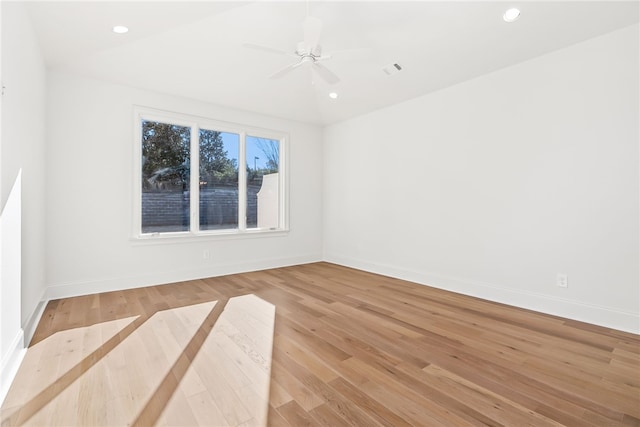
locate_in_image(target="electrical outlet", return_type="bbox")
[556,273,568,288]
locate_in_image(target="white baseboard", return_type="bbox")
[0,329,26,407]
[23,299,47,347]
[325,254,640,335]
[40,251,638,333]
[45,254,322,301]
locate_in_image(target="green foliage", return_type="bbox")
[142,121,190,189]
[141,121,238,190]
[200,129,237,186]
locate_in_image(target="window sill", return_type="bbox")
[130,228,289,246]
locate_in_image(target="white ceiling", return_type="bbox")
[25,1,639,125]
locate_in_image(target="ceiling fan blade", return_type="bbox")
[322,47,373,61]
[303,16,323,50]
[312,62,340,85]
[269,62,304,80]
[242,42,294,57]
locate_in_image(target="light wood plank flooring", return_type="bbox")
[2,262,639,426]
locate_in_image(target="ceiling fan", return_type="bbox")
[243,16,342,85]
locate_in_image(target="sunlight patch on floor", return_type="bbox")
[0,295,276,426]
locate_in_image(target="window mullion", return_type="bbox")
[278,137,286,230]
[190,125,200,234]
[238,131,247,231]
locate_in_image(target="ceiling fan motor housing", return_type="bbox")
[296,41,322,59]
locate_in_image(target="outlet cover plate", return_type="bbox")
[556,273,568,288]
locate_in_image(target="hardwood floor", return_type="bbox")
[2,262,639,426]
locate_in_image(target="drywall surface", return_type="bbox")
[324,24,639,333]
[45,71,323,298]
[0,173,24,404]
[1,2,47,335]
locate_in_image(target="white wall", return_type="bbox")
[1,1,47,401]
[45,71,323,298]
[1,3,48,336]
[0,173,23,403]
[324,24,639,333]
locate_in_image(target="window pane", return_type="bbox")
[199,130,239,230]
[141,121,191,233]
[246,136,279,229]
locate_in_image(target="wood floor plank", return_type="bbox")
[272,349,383,427]
[1,262,638,426]
[270,359,324,412]
[327,376,414,427]
[273,333,340,383]
[308,403,352,427]
[274,400,315,427]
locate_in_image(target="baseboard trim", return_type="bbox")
[325,254,640,334]
[40,252,639,333]
[45,254,322,301]
[23,299,47,347]
[0,329,25,407]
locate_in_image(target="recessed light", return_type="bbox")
[112,25,129,34]
[503,8,521,23]
[329,92,338,99]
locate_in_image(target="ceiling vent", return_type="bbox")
[382,63,403,76]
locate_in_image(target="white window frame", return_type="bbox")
[132,106,289,242]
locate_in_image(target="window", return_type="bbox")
[134,108,287,239]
